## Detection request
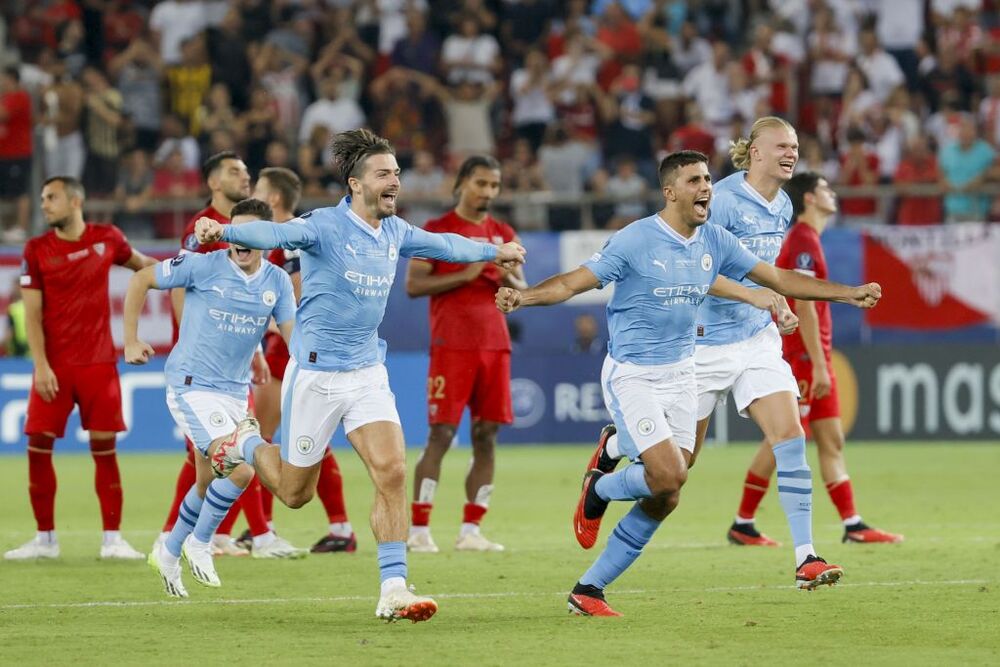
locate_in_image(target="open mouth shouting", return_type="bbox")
[693,194,710,217]
[233,247,253,261]
[380,190,398,208]
[778,159,796,176]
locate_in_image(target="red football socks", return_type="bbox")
[412,502,433,527]
[27,434,57,531]
[737,471,770,521]
[316,450,348,524]
[826,478,858,521]
[462,502,487,525]
[89,436,122,531]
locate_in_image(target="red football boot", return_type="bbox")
[843,522,904,544]
[796,555,844,590]
[727,521,781,546]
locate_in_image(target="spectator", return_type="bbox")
[0,67,32,243]
[206,8,253,111]
[604,156,648,228]
[595,2,642,63]
[390,10,441,75]
[113,149,155,238]
[602,64,657,184]
[502,138,548,229]
[298,74,366,145]
[670,20,712,77]
[400,150,449,227]
[250,42,309,143]
[264,139,294,173]
[411,71,502,163]
[640,25,682,108]
[149,0,210,65]
[108,37,164,153]
[195,83,239,154]
[309,44,366,104]
[894,134,944,225]
[441,14,502,85]
[538,123,591,230]
[808,5,854,98]
[570,313,604,354]
[103,0,147,63]
[55,19,87,79]
[500,0,557,62]
[926,92,970,151]
[236,87,280,177]
[510,49,557,151]
[919,45,978,114]
[837,126,881,223]
[373,0,429,57]
[979,75,1000,148]
[40,59,85,180]
[682,41,734,134]
[796,133,840,181]
[666,102,716,162]
[154,113,201,171]
[875,0,923,89]
[855,28,905,103]
[368,68,437,168]
[728,62,763,126]
[80,66,124,197]
[151,147,201,237]
[166,34,212,134]
[939,117,998,223]
[297,125,339,197]
[552,31,606,103]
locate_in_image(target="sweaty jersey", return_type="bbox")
[422,211,516,351]
[697,171,793,346]
[777,221,831,361]
[20,223,133,366]
[583,214,761,365]
[155,251,295,397]
[220,196,499,372]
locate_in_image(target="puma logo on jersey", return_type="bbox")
[652,259,669,273]
[210,286,226,298]
[345,243,358,259]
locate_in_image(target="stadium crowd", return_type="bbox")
[1,0,1000,240]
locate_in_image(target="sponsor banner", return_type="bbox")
[2,346,997,453]
[864,223,1000,329]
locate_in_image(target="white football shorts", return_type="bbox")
[280,358,400,467]
[166,386,248,455]
[601,354,697,458]
[695,322,799,420]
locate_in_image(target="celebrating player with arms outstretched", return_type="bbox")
[405,155,526,554]
[195,129,526,622]
[5,177,156,561]
[727,172,902,545]
[125,198,297,597]
[496,151,881,616]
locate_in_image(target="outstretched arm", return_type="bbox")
[123,266,159,365]
[402,225,525,268]
[747,261,882,308]
[710,276,798,334]
[195,216,317,250]
[496,266,601,313]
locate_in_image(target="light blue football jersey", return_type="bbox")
[155,250,296,396]
[697,171,793,346]
[583,214,761,365]
[219,196,499,372]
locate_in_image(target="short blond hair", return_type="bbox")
[729,116,796,171]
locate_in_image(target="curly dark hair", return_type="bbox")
[330,128,395,184]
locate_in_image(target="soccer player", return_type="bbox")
[727,172,903,545]
[404,155,526,554]
[251,167,357,553]
[124,198,297,597]
[4,177,156,561]
[692,116,853,585]
[156,151,298,559]
[495,151,881,616]
[195,128,526,622]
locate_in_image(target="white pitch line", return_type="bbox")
[0,579,989,611]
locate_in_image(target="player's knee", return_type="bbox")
[765,424,805,448]
[371,458,407,491]
[427,425,457,451]
[282,487,314,509]
[639,491,680,521]
[646,466,687,497]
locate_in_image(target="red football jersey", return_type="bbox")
[179,204,229,254]
[422,211,515,351]
[777,221,832,361]
[20,224,133,366]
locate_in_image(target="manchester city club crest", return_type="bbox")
[262,290,276,306]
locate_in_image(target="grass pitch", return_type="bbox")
[1,443,998,666]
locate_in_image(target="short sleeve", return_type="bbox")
[155,252,200,289]
[714,227,760,281]
[272,271,296,326]
[110,226,134,265]
[20,242,43,290]
[582,232,631,287]
[787,232,821,276]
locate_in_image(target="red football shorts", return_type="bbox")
[25,362,126,437]
[427,348,512,425]
[788,355,841,425]
[264,332,290,380]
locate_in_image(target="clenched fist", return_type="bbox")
[496,287,523,313]
[850,282,882,309]
[195,216,225,244]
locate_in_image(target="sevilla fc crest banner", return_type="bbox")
[863,223,1000,329]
